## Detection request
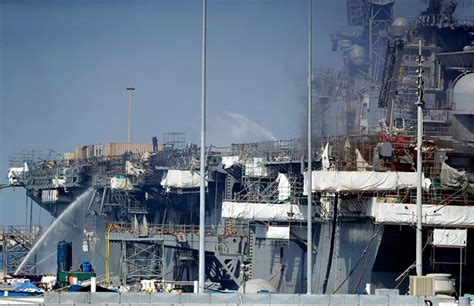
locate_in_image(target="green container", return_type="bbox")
[58,271,96,283]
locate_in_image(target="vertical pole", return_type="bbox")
[29,198,33,233]
[214,174,218,226]
[38,202,41,225]
[415,39,424,277]
[105,224,110,286]
[2,230,7,273]
[25,191,28,229]
[126,87,135,143]
[128,91,132,143]
[460,247,462,297]
[368,7,373,79]
[306,0,313,295]
[198,0,207,294]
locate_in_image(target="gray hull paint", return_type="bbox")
[252,220,383,293]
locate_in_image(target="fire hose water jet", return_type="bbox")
[15,189,93,275]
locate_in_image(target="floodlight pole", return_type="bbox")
[126,87,135,143]
[306,0,313,294]
[198,0,207,294]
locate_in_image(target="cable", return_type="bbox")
[322,193,338,293]
[353,244,371,293]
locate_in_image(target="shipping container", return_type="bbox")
[63,152,74,160]
[103,143,153,157]
[72,143,155,160]
[87,146,95,159]
[74,146,82,160]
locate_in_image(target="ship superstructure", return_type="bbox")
[3,0,474,296]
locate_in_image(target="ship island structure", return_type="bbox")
[2,0,474,296]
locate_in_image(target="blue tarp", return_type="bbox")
[14,281,43,293]
[68,284,85,292]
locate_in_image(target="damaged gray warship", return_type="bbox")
[3,0,474,296]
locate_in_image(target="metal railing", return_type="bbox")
[9,149,63,167]
[107,221,249,238]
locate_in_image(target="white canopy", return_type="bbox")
[255,226,290,239]
[221,201,306,221]
[432,229,467,247]
[304,170,431,193]
[160,170,206,189]
[369,201,474,227]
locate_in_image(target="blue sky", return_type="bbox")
[0,0,428,225]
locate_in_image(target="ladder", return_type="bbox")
[248,228,256,279]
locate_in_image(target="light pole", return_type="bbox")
[198,0,207,294]
[306,0,313,294]
[126,87,135,143]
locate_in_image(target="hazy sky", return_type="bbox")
[0,0,429,225]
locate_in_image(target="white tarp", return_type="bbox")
[8,164,28,185]
[440,162,466,187]
[245,158,269,177]
[304,171,431,193]
[52,177,66,188]
[255,226,290,239]
[110,176,133,190]
[41,189,58,203]
[321,143,330,170]
[432,229,467,247]
[369,201,474,227]
[221,201,306,221]
[160,170,206,189]
[276,173,290,201]
[356,149,370,171]
[222,156,240,169]
[126,160,146,175]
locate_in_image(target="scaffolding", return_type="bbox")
[106,223,164,286]
[163,132,186,150]
[105,222,250,287]
[120,238,164,285]
[0,225,40,275]
[229,139,303,162]
[9,149,62,167]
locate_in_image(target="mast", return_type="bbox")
[415,39,424,276]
